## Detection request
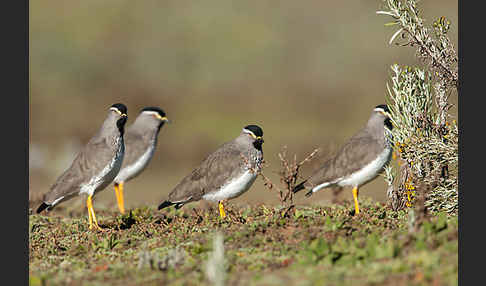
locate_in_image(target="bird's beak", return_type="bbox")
[153,113,171,123]
[159,115,171,123]
[381,111,390,118]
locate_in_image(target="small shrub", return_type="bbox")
[377,0,458,215]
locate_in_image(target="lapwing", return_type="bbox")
[112,107,169,214]
[293,105,393,214]
[158,124,264,218]
[36,103,128,230]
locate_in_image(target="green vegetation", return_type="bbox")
[378,0,458,214]
[29,200,457,285]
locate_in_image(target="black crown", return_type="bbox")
[374,104,390,113]
[111,103,127,115]
[141,106,166,118]
[244,124,263,137]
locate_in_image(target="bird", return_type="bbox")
[36,103,128,230]
[157,124,264,218]
[112,106,170,214]
[293,104,393,215]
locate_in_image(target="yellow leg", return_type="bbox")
[87,195,103,231]
[352,187,360,215]
[114,182,125,214]
[87,197,93,228]
[218,201,226,218]
[114,184,120,208]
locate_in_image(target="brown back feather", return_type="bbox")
[44,135,120,204]
[168,141,248,203]
[305,128,385,189]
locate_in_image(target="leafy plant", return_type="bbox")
[377,0,458,215]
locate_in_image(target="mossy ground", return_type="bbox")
[29,198,458,286]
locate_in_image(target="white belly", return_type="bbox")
[311,181,335,193]
[338,147,392,187]
[202,170,258,202]
[114,144,155,183]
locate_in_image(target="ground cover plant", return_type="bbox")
[29,200,458,286]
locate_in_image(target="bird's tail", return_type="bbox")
[36,202,50,214]
[158,200,174,210]
[292,180,307,194]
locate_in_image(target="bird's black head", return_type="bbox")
[374,104,393,130]
[141,106,166,118]
[374,104,390,114]
[243,124,264,151]
[141,106,169,131]
[111,103,128,116]
[243,125,263,137]
[110,103,128,136]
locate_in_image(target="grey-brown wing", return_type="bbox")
[306,131,383,188]
[168,142,245,203]
[121,129,148,168]
[45,137,117,203]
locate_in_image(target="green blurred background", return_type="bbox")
[29,0,458,212]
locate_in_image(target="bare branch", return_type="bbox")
[260,147,321,207]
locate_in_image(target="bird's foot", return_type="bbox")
[88,221,105,231]
[218,201,226,219]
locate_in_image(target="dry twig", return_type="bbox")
[251,147,320,207]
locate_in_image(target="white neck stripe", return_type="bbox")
[242,129,254,136]
[141,111,161,116]
[373,108,385,113]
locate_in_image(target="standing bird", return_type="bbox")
[36,103,128,230]
[158,125,264,218]
[112,107,170,214]
[293,105,393,214]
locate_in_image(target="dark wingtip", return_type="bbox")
[36,202,50,214]
[305,190,314,198]
[292,181,307,194]
[157,200,174,210]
